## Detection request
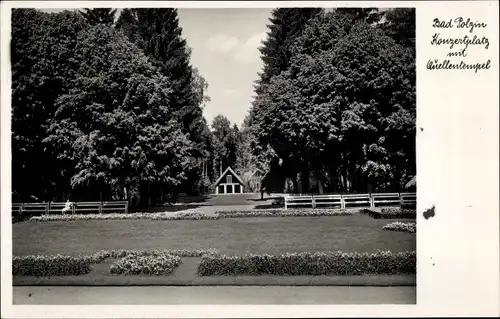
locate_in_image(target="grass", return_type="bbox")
[13,214,416,286]
[13,215,415,257]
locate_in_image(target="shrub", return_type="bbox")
[197,250,416,276]
[110,253,182,275]
[13,254,94,276]
[217,209,356,218]
[29,210,218,221]
[383,222,416,233]
[361,208,416,219]
[108,248,219,258]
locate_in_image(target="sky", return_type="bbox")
[177,9,271,127]
[42,8,272,127]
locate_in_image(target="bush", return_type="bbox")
[29,210,218,221]
[361,208,416,219]
[217,209,356,218]
[108,248,219,258]
[110,253,182,275]
[383,222,416,233]
[197,250,416,276]
[13,255,94,276]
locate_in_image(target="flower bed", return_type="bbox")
[13,249,219,277]
[29,210,218,222]
[110,253,182,275]
[197,250,416,276]
[382,222,416,233]
[108,248,220,258]
[217,209,356,218]
[361,208,416,219]
[13,255,94,276]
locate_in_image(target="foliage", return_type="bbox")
[42,24,196,202]
[211,115,240,175]
[216,209,356,218]
[12,249,219,277]
[12,254,94,276]
[79,8,117,26]
[29,210,219,221]
[382,221,416,233]
[379,8,415,49]
[110,253,182,275]
[11,9,88,202]
[115,8,212,194]
[361,208,416,219]
[197,250,416,276]
[251,10,415,193]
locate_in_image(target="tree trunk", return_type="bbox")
[315,168,324,195]
[300,170,310,194]
[147,183,151,207]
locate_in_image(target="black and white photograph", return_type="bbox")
[1,0,498,315]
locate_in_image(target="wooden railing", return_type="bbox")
[284,193,416,209]
[11,201,128,217]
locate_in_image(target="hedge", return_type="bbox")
[197,251,416,276]
[13,249,219,277]
[110,253,182,275]
[216,209,356,218]
[382,222,416,233]
[361,208,416,219]
[29,210,219,222]
[13,255,94,276]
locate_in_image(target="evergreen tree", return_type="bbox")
[116,8,212,194]
[255,8,323,94]
[80,8,117,26]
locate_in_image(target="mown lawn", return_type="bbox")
[13,215,415,257]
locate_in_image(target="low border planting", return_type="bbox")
[361,208,416,219]
[29,210,219,222]
[13,255,94,276]
[197,250,416,276]
[13,249,219,277]
[382,222,416,233]
[110,253,182,275]
[216,209,356,218]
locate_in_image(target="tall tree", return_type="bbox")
[210,115,240,177]
[379,8,415,49]
[116,8,211,195]
[249,8,323,193]
[256,15,415,193]
[44,24,196,204]
[255,8,323,94]
[11,9,88,201]
[80,8,117,26]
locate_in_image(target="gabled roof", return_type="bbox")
[405,175,416,188]
[215,167,245,185]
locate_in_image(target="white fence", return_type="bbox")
[11,201,128,216]
[284,193,416,209]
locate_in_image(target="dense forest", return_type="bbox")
[11,7,415,206]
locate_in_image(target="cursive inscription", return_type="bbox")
[428,17,491,73]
